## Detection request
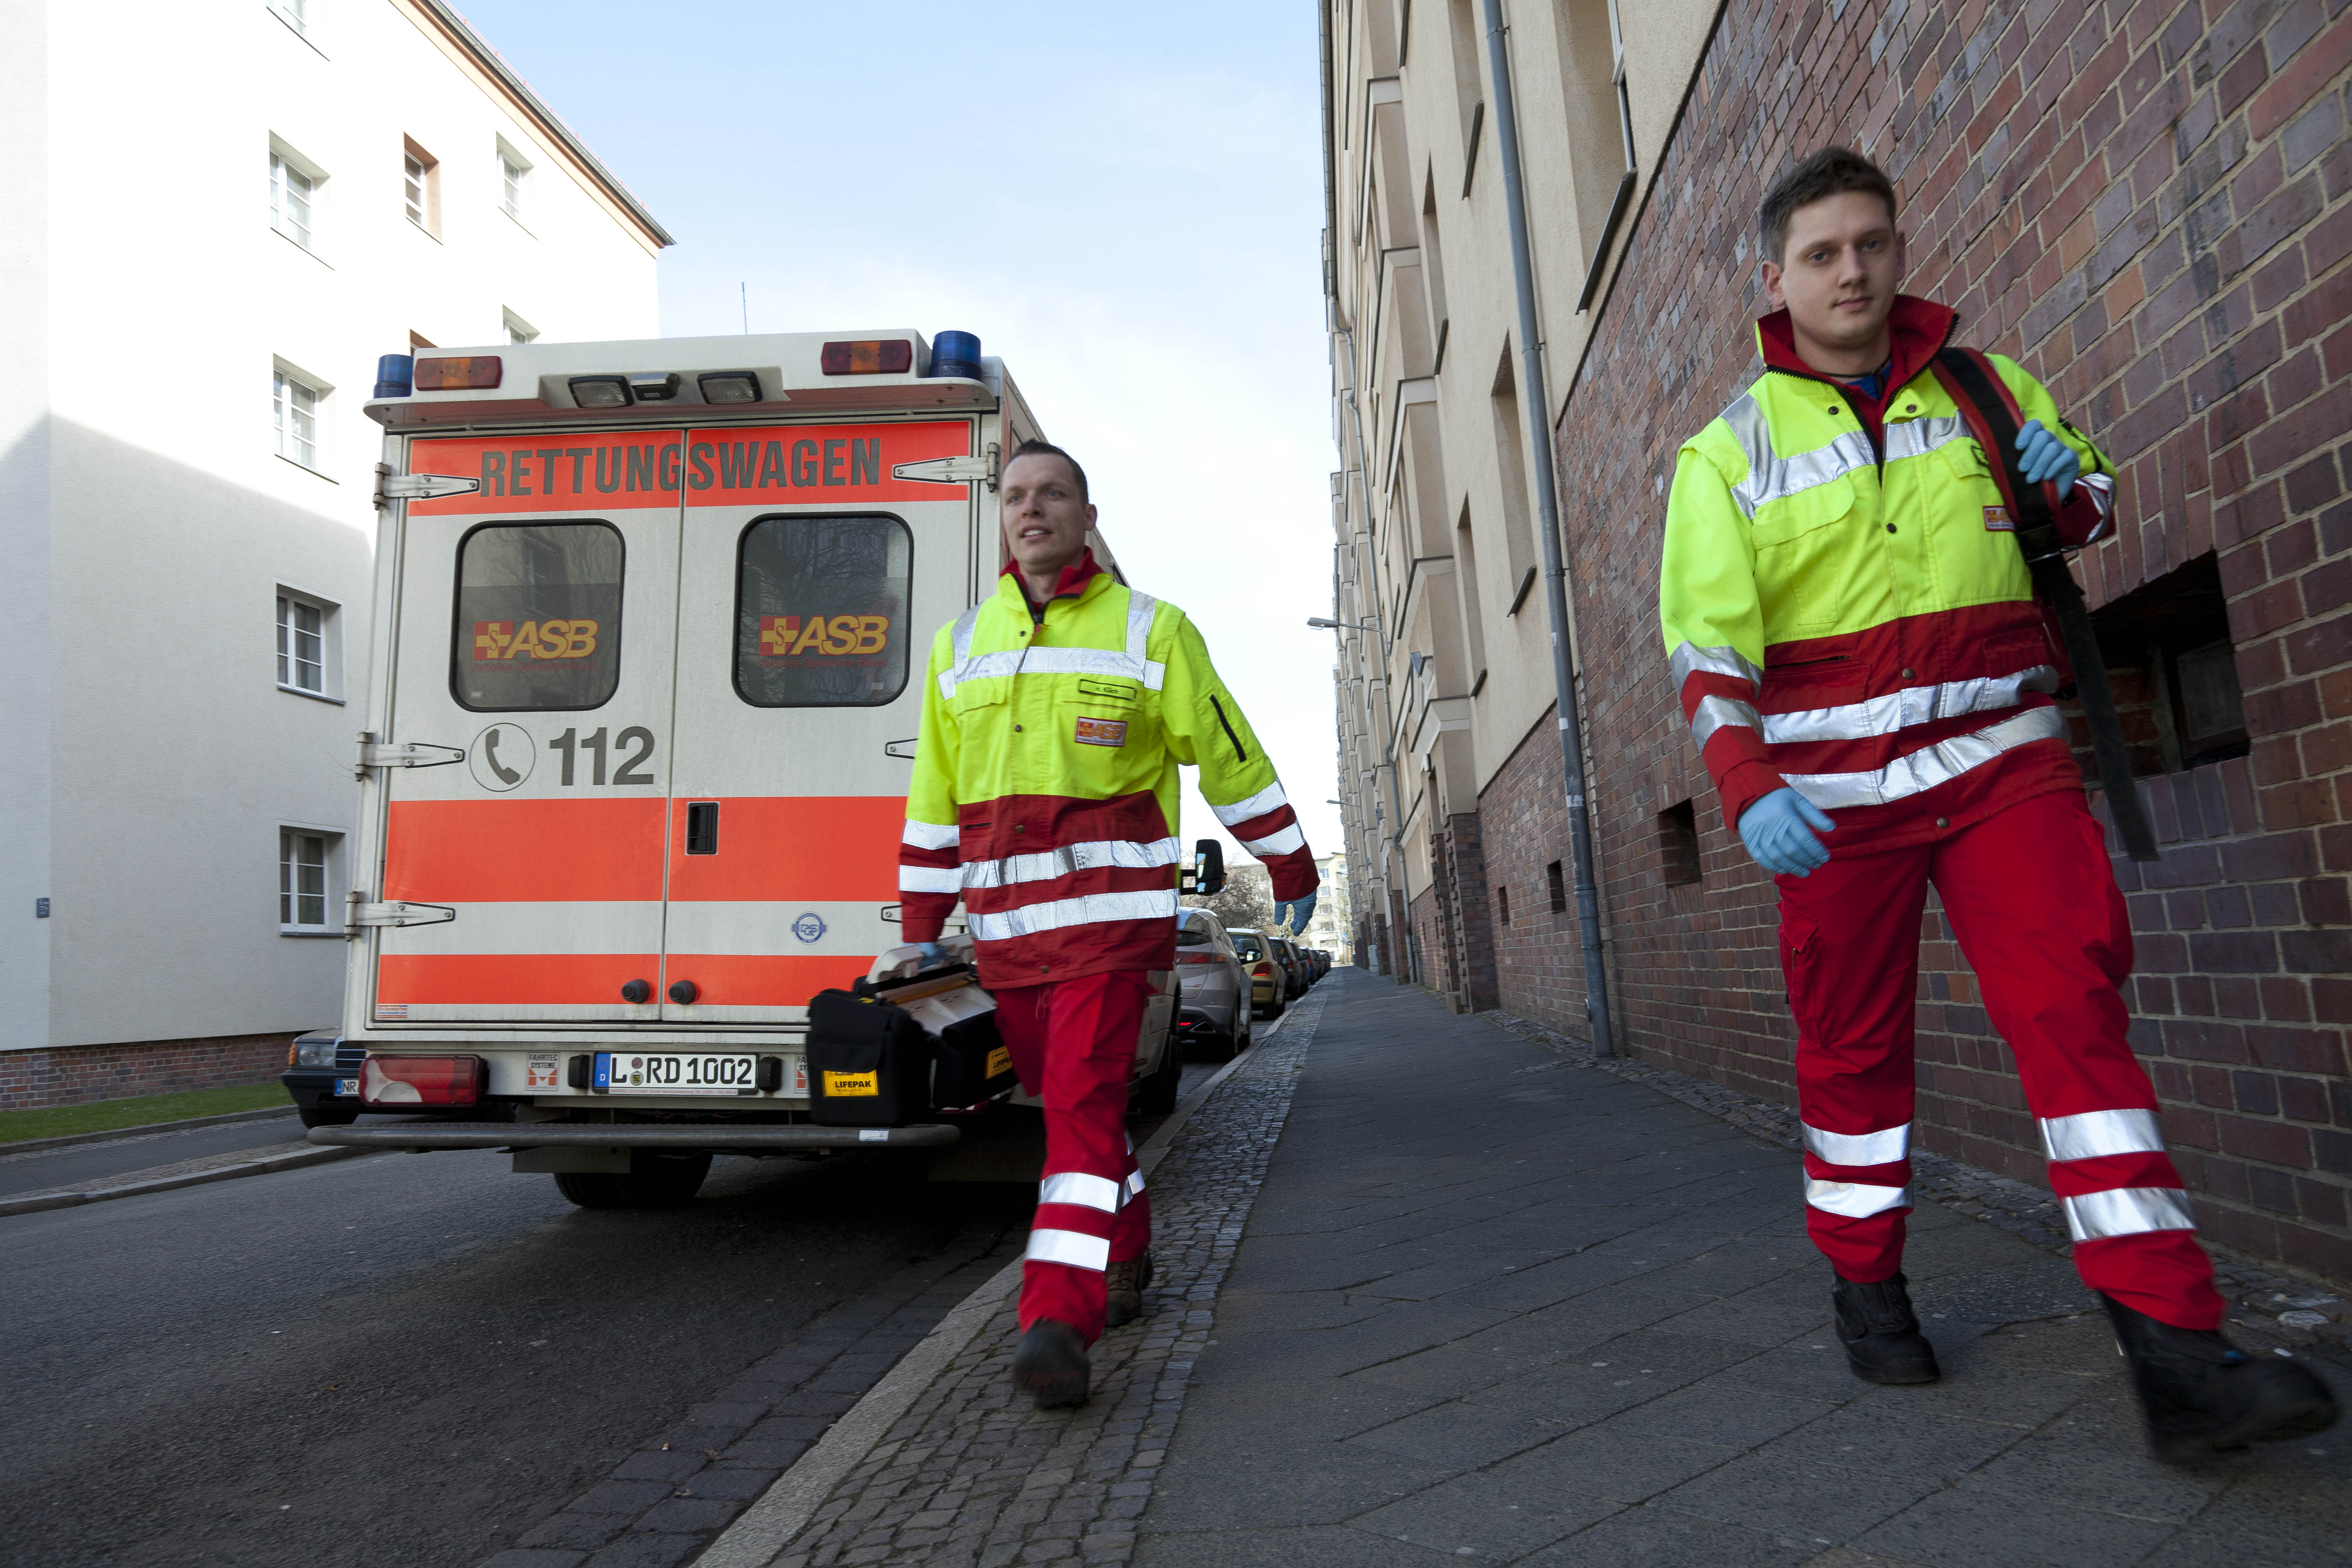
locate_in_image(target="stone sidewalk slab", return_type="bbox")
[1132,973,2351,1568]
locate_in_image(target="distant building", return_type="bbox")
[0,0,669,1107]
[1299,852,1351,963]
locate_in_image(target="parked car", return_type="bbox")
[279,1028,368,1129]
[1272,935,1310,998]
[1227,927,1288,1018]
[1173,908,1252,1060]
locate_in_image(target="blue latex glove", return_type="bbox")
[2015,420,2079,502]
[1275,891,1317,935]
[914,941,944,967]
[1738,788,1836,877]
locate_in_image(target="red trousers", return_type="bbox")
[993,970,1153,1345]
[1778,788,2223,1328]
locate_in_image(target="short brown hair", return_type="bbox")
[1759,147,1897,263]
[1007,438,1088,503]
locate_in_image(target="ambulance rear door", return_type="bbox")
[659,417,981,1023]
[369,431,682,1026]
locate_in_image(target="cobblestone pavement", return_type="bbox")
[1478,1010,2352,1365]
[1131,972,2349,1568]
[702,990,1328,1568]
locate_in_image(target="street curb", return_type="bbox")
[0,1103,298,1158]
[692,1010,1293,1568]
[0,1142,375,1217]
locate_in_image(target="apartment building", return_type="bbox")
[1321,0,2352,1283]
[0,0,668,1107]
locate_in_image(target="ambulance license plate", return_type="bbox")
[593,1052,761,1094]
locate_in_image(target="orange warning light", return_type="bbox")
[415,356,503,390]
[819,340,913,376]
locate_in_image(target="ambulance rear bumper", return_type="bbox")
[306,1122,962,1152]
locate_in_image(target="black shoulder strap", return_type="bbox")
[1930,348,2159,863]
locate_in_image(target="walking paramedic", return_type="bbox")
[1659,148,2337,1459]
[895,440,1319,1407]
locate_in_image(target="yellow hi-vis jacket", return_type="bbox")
[896,554,1317,988]
[1660,297,2116,852]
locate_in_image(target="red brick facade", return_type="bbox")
[1485,0,2352,1280]
[0,1033,297,1112]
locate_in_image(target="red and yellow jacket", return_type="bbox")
[1660,297,2116,852]
[897,552,1317,989]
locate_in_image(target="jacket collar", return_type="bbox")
[998,548,1106,614]
[1754,294,1957,405]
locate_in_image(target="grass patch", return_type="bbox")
[0,1081,291,1145]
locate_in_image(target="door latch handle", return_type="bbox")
[685,801,720,855]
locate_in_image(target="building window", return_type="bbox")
[280,829,333,931]
[2082,553,2250,775]
[1546,860,1567,913]
[269,150,315,249]
[271,0,309,37]
[278,594,326,693]
[503,308,539,345]
[403,137,439,235]
[1496,885,1511,926]
[273,364,325,470]
[1658,799,1702,887]
[498,140,532,224]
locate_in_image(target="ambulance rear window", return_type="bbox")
[735,514,912,707]
[452,522,624,712]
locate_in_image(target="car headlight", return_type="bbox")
[294,1035,340,1068]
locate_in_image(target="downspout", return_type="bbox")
[1480,0,1616,1055]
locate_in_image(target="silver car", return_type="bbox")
[1173,908,1252,1060]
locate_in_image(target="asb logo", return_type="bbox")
[758,615,890,658]
[474,619,600,660]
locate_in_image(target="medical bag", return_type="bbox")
[804,951,1016,1124]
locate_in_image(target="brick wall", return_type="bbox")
[1432,812,1503,1011]
[0,1033,298,1112]
[1500,0,2352,1280]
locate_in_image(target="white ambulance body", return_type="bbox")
[318,331,1185,1202]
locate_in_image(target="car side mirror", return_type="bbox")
[1190,838,1225,896]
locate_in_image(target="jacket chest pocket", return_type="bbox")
[949,680,1006,723]
[1749,476,1857,636]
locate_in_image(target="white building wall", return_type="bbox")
[2,0,663,1059]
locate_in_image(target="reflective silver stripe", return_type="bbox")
[1669,640,1764,692]
[1241,824,1306,856]
[1039,1171,1123,1212]
[1761,668,2060,744]
[1802,1121,1911,1166]
[2062,1186,2196,1243]
[1781,705,2066,810]
[2077,472,2115,541]
[1804,1178,1911,1218]
[2040,1108,2166,1163]
[1882,414,1971,464]
[1691,694,1762,749]
[1024,1227,1111,1271]
[950,603,983,663]
[1213,780,1290,827]
[897,865,962,895]
[902,820,959,851]
[1124,1169,1147,1202]
[943,645,1166,698]
[1719,392,1773,505]
[969,888,1181,941]
[1126,589,1158,660]
[961,836,1182,890]
[1733,429,1876,518]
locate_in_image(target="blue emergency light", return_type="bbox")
[928,330,983,381]
[374,354,414,399]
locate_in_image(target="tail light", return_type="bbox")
[1251,963,1273,977]
[361,1056,483,1107]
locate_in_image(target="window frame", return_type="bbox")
[272,359,330,474]
[502,307,539,345]
[275,586,341,701]
[402,136,441,237]
[730,511,916,710]
[268,142,322,253]
[496,137,534,229]
[448,519,628,714]
[279,825,341,935]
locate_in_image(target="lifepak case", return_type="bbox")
[804,942,1018,1123]
[804,987,932,1127]
[868,953,1017,1110]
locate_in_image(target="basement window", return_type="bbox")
[2082,553,2249,775]
[1546,860,1567,913]
[1496,885,1511,927]
[1659,799,1702,886]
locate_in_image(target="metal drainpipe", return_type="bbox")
[1480,0,1615,1055]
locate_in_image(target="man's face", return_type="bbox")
[1760,190,1906,360]
[1001,452,1096,580]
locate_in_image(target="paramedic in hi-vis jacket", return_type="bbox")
[1660,149,2335,1460]
[897,440,1318,1408]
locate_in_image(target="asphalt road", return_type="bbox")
[0,1063,1218,1566]
[0,1112,314,1197]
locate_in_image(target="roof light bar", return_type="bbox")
[821,339,913,376]
[413,356,503,391]
[569,375,632,409]
[697,371,763,404]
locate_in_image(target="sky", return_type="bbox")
[457,0,1345,878]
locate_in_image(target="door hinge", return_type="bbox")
[347,896,456,930]
[375,466,483,509]
[883,737,918,759]
[356,732,465,778]
[892,442,999,492]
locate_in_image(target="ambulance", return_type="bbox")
[312,330,1198,1206]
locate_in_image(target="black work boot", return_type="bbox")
[1011,1319,1091,1409]
[1833,1272,1940,1385]
[2101,1295,2340,1462]
[1105,1253,1154,1328]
